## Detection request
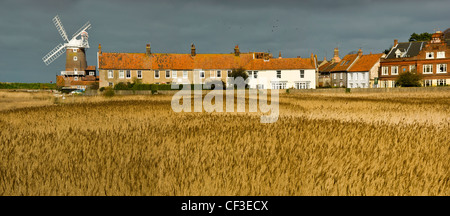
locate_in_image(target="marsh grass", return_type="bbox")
[0,91,448,195]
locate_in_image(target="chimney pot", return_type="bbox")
[394,39,398,46]
[191,43,196,56]
[234,45,240,56]
[98,44,102,55]
[278,51,282,59]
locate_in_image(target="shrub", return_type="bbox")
[99,87,106,92]
[396,72,422,87]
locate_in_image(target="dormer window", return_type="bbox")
[426,52,434,59]
[395,49,403,58]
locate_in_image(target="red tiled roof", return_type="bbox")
[330,54,359,72]
[245,58,315,70]
[99,53,151,70]
[348,53,384,72]
[86,65,96,71]
[99,52,314,70]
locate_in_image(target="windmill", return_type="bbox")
[42,15,91,77]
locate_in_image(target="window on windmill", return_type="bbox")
[73,56,77,61]
[73,49,77,53]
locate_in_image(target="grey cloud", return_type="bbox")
[0,0,449,82]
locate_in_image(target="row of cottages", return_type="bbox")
[318,47,384,88]
[379,31,450,87]
[97,44,318,89]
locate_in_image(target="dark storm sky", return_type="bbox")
[1,0,449,83]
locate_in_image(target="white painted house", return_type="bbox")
[347,53,385,88]
[245,56,317,89]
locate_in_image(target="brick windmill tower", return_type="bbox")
[42,15,98,90]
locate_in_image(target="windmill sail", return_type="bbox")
[42,43,66,65]
[53,15,69,42]
[71,21,91,40]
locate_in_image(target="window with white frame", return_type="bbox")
[391,66,398,75]
[248,71,253,77]
[89,72,94,76]
[126,70,131,79]
[437,51,445,59]
[137,70,142,79]
[73,56,77,61]
[166,70,170,78]
[295,81,310,89]
[438,79,446,86]
[155,70,160,78]
[217,70,221,78]
[340,73,343,79]
[272,82,286,89]
[426,52,434,59]
[200,71,205,78]
[423,64,433,74]
[74,76,78,81]
[333,73,336,79]
[300,70,304,78]
[382,66,389,75]
[391,81,396,87]
[119,70,124,78]
[253,71,258,79]
[172,71,177,78]
[409,65,416,72]
[227,70,232,77]
[108,70,113,78]
[183,71,188,79]
[277,71,281,78]
[424,80,432,87]
[437,64,447,73]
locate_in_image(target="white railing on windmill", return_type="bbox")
[42,15,91,66]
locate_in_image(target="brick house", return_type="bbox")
[379,31,450,87]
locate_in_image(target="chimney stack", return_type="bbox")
[98,44,102,55]
[234,45,240,56]
[279,51,282,59]
[332,47,341,63]
[357,48,363,56]
[324,56,327,61]
[394,39,398,47]
[191,43,196,56]
[146,43,151,56]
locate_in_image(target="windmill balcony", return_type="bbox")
[61,71,86,76]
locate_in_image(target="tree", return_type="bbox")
[395,71,422,87]
[409,32,432,42]
[230,67,249,80]
[229,67,249,89]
